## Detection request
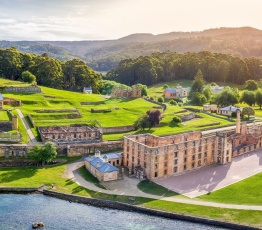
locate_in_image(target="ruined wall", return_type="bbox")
[102,125,135,134]
[0,121,12,132]
[3,98,21,106]
[2,86,41,93]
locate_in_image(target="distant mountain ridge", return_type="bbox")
[1,27,262,71]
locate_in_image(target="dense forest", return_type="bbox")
[1,27,262,71]
[0,47,102,92]
[105,51,262,86]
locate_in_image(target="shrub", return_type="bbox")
[163,84,169,89]
[178,102,183,107]
[170,100,177,105]
[150,97,154,101]
[22,71,36,83]
[231,111,237,117]
[157,97,164,103]
[172,116,182,123]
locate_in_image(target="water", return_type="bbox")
[0,194,226,230]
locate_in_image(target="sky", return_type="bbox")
[0,0,262,41]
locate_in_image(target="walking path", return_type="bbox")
[65,157,262,211]
[16,109,38,145]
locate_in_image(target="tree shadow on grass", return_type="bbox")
[0,167,37,183]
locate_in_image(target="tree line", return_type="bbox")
[0,47,102,93]
[106,51,262,86]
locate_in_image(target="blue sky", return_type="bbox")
[0,0,261,41]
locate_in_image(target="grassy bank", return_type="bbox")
[0,158,261,227]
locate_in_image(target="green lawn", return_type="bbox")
[0,111,9,121]
[78,166,106,189]
[137,180,180,197]
[198,171,262,205]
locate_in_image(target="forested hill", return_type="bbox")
[1,27,262,71]
[105,51,262,86]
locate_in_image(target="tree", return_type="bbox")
[245,80,258,91]
[242,106,255,119]
[172,116,182,123]
[203,86,211,101]
[190,69,205,94]
[190,92,207,105]
[163,84,169,89]
[29,142,57,166]
[240,90,256,106]
[146,110,162,129]
[21,70,36,83]
[157,97,164,103]
[134,114,150,130]
[215,89,238,106]
[256,89,262,109]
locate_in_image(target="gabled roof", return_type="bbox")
[84,156,119,173]
[164,88,176,94]
[218,106,240,112]
[0,93,3,101]
[101,152,122,160]
[84,87,92,91]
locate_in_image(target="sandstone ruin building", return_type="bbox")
[123,110,262,180]
[111,84,142,98]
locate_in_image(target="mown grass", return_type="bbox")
[0,158,261,227]
[137,180,179,197]
[78,165,106,189]
[198,171,262,205]
[0,111,9,121]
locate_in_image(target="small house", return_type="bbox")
[203,104,218,112]
[217,106,241,116]
[84,150,122,182]
[83,87,92,94]
[164,85,190,99]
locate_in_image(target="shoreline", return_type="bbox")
[0,187,258,230]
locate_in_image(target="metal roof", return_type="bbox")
[101,152,122,160]
[164,88,176,94]
[84,156,119,173]
[0,93,3,101]
[219,106,240,112]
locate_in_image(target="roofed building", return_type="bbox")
[123,110,262,181]
[217,106,240,116]
[84,150,122,181]
[164,84,190,99]
[83,87,92,94]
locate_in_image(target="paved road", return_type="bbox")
[65,157,262,211]
[16,109,38,145]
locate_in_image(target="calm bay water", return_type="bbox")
[0,194,226,230]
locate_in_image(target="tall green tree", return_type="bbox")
[240,90,256,106]
[242,106,255,120]
[215,89,238,106]
[256,89,262,109]
[245,80,258,91]
[190,69,205,93]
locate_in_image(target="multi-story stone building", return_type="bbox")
[38,125,102,143]
[123,110,262,180]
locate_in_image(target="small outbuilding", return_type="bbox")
[217,106,241,116]
[84,150,122,182]
[83,87,92,94]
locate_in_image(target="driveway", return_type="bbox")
[156,150,262,198]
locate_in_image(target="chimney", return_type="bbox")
[236,108,241,133]
[95,149,101,157]
[96,161,100,168]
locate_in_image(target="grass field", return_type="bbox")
[0,78,239,142]
[198,171,262,205]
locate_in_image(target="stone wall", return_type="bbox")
[80,101,105,105]
[3,98,21,106]
[0,121,12,132]
[57,141,123,157]
[0,187,38,193]
[28,114,36,128]
[2,86,41,93]
[102,125,135,134]
[43,190,257,230]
